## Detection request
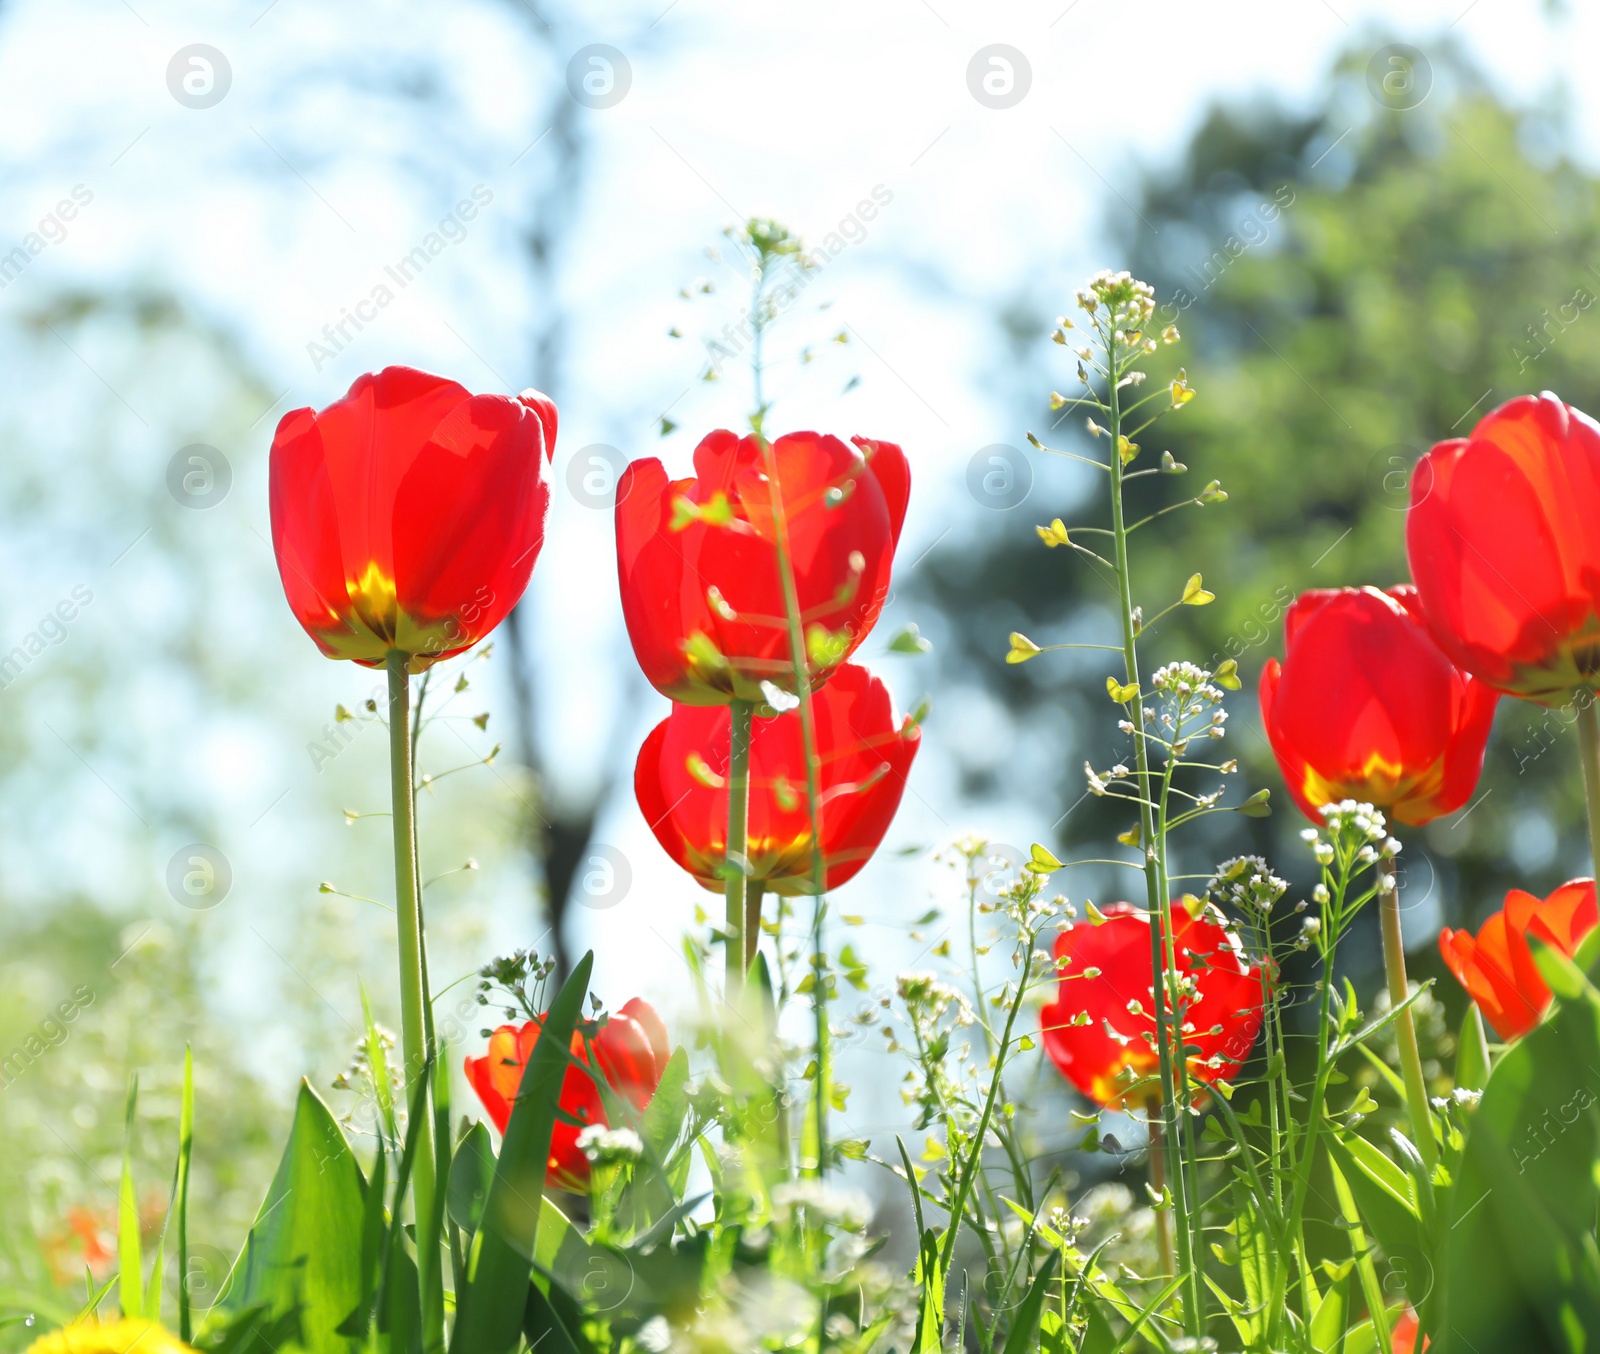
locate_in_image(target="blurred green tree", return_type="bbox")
[916,37,1600,996]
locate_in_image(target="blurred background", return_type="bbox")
[0,0,1595,1324]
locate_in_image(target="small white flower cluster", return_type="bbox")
[576,1123,644,1165]
[770,1179,874,1232]
[896,970,976,1030]
[1151,662,1228,745]
[1301,801,1402,871]
[1209,855,1288,913]
[1076,270,1157,342]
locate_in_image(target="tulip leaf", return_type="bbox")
[1528,934,1593,1005]
[215,1081,368,1350]
[1433,968,1600,1352]
[1455,1004,1491,1094]
[448,1120,497,1239]
[452,950,593,1354]
[522,1277,589,1354]
[1324,1126,1432,1333]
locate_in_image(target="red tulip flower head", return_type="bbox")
[464,997,668,1189]
[270,366,557,671]
[1407,392,1600,703]
[616,429,909,704]
[636,662,919,894]
[1440,880,1598,1041]
[1039,902,1266,1109]
[1259,586,1497,827]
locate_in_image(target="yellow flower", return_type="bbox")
[24,1319,199,1354]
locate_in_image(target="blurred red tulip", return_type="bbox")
[616,429,909,704]
[635,662,919,894]
[1039,902,1266,1110]
[270,366,557,671]
[1407,392,1600,703]
[1440,879,1598,1041]
[463,997,668,1189]
[1259,585,1497,826]
[1390,1309,1424,1354]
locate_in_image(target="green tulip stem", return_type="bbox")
[386,650,443,1349]
[1577,697,1600,879]
[1379,857,1437,1176]
[745,879,765,972]
[724,698,755,996]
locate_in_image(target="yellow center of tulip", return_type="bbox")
[347,560,400,644]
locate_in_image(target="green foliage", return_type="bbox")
[212,1082,368,1350]
[1435,956,1600,1352]
[452,953,591,1354]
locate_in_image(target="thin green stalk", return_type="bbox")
[1379,859,1437,1175]
[725,698,755,995]
[1153,728,1205,1298]
[176,1046,193,1344]
[386,651,443,1351]
[968,866,991,1058]
[1280,958,1336,1333]
[939,937,1036,1282]
[1104,320,1199,1334]
[1578,698,1600,876]
[1148,1116,1174,1279]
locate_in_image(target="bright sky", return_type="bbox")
[0,0,1589,1104]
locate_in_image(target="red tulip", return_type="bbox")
[270,366,557,671]
[463,997,668,1189]
[634,662,920,894]
[1259,586,1497,827]
[1407,392,1600,703]
[1039,902,1266,1110]
[1391,1309,1424,1354]
[615,429,909,704]
[1439,880,1598,1041]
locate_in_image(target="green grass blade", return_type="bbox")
[1000,1250,1060,1354]
[177,1045,194,1342]
[118,1077,142,1320]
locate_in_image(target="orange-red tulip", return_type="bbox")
[1407,392,1600,703]
[271,366,556,671]
[616,429,909,705]
[1039,902,1266,1109]
[1439,880,1598,1041]
[1390,1309,1424,1354]
[1259,586,1497,826]
[635,662,919,894]
[463,997,668,1189]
